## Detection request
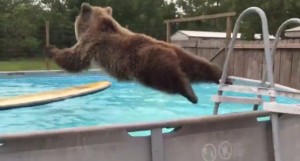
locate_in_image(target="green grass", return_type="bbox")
[0,58,61,71]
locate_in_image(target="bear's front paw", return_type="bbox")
[216,77,233,85]
[44,45,57,58]
[225,78,233,85]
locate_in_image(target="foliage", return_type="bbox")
[0,0,45,58]
[64,0,177,40]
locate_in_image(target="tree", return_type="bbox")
[0,0,45,58]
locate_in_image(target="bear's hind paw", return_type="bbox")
[186,94,198,104]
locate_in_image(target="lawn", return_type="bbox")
[0,58,61,71]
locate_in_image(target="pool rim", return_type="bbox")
[0,110,270,139]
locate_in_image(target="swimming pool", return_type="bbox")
[0,70,299,134]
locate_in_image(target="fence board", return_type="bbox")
[250,41,262,80]
[246,41,255,79]
[233,48,244,77]
[273,45,282,84]
[279,39,293,86]
[257,40,264,80]
[291,39,300,89]
[227,50,235,76]
[214,40,226,68]
[185,47,197,57]
[196,39,204,57]
[256,49,264,80]
[214,51,225,69]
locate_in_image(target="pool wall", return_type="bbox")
[1,111,300,161]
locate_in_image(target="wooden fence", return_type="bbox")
[171,39,300,90]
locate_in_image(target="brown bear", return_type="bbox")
[45,3,230,104]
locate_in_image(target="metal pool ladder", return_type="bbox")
[211,7,300,161]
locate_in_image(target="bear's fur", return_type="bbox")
[45,3,230,104]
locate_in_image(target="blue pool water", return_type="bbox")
[0,71,299,134]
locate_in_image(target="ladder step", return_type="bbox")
[219,85,275,96]
[219,85,300,100]
[212,95,262,104]
[275,89,300,100]
[263,102,300,115]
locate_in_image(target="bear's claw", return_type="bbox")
[44,45,56,59]
[187,95,198,104]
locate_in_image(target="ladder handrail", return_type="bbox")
[213,9,300,161]
[220,7,275,88]
[261,18,300,85]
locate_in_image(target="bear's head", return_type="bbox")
[74,3,115,40]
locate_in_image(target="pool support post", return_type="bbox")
[151,129,164,161]
[45,20,50,70]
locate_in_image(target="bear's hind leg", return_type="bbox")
[136,47,198,104]
[137,65,198,104]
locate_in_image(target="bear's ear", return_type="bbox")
[81,3,92,15]
[106,7,113,16]
[99,17,117,33]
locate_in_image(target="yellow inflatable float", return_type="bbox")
[0,81,111,110]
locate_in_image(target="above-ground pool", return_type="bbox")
[0,70,299,134]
